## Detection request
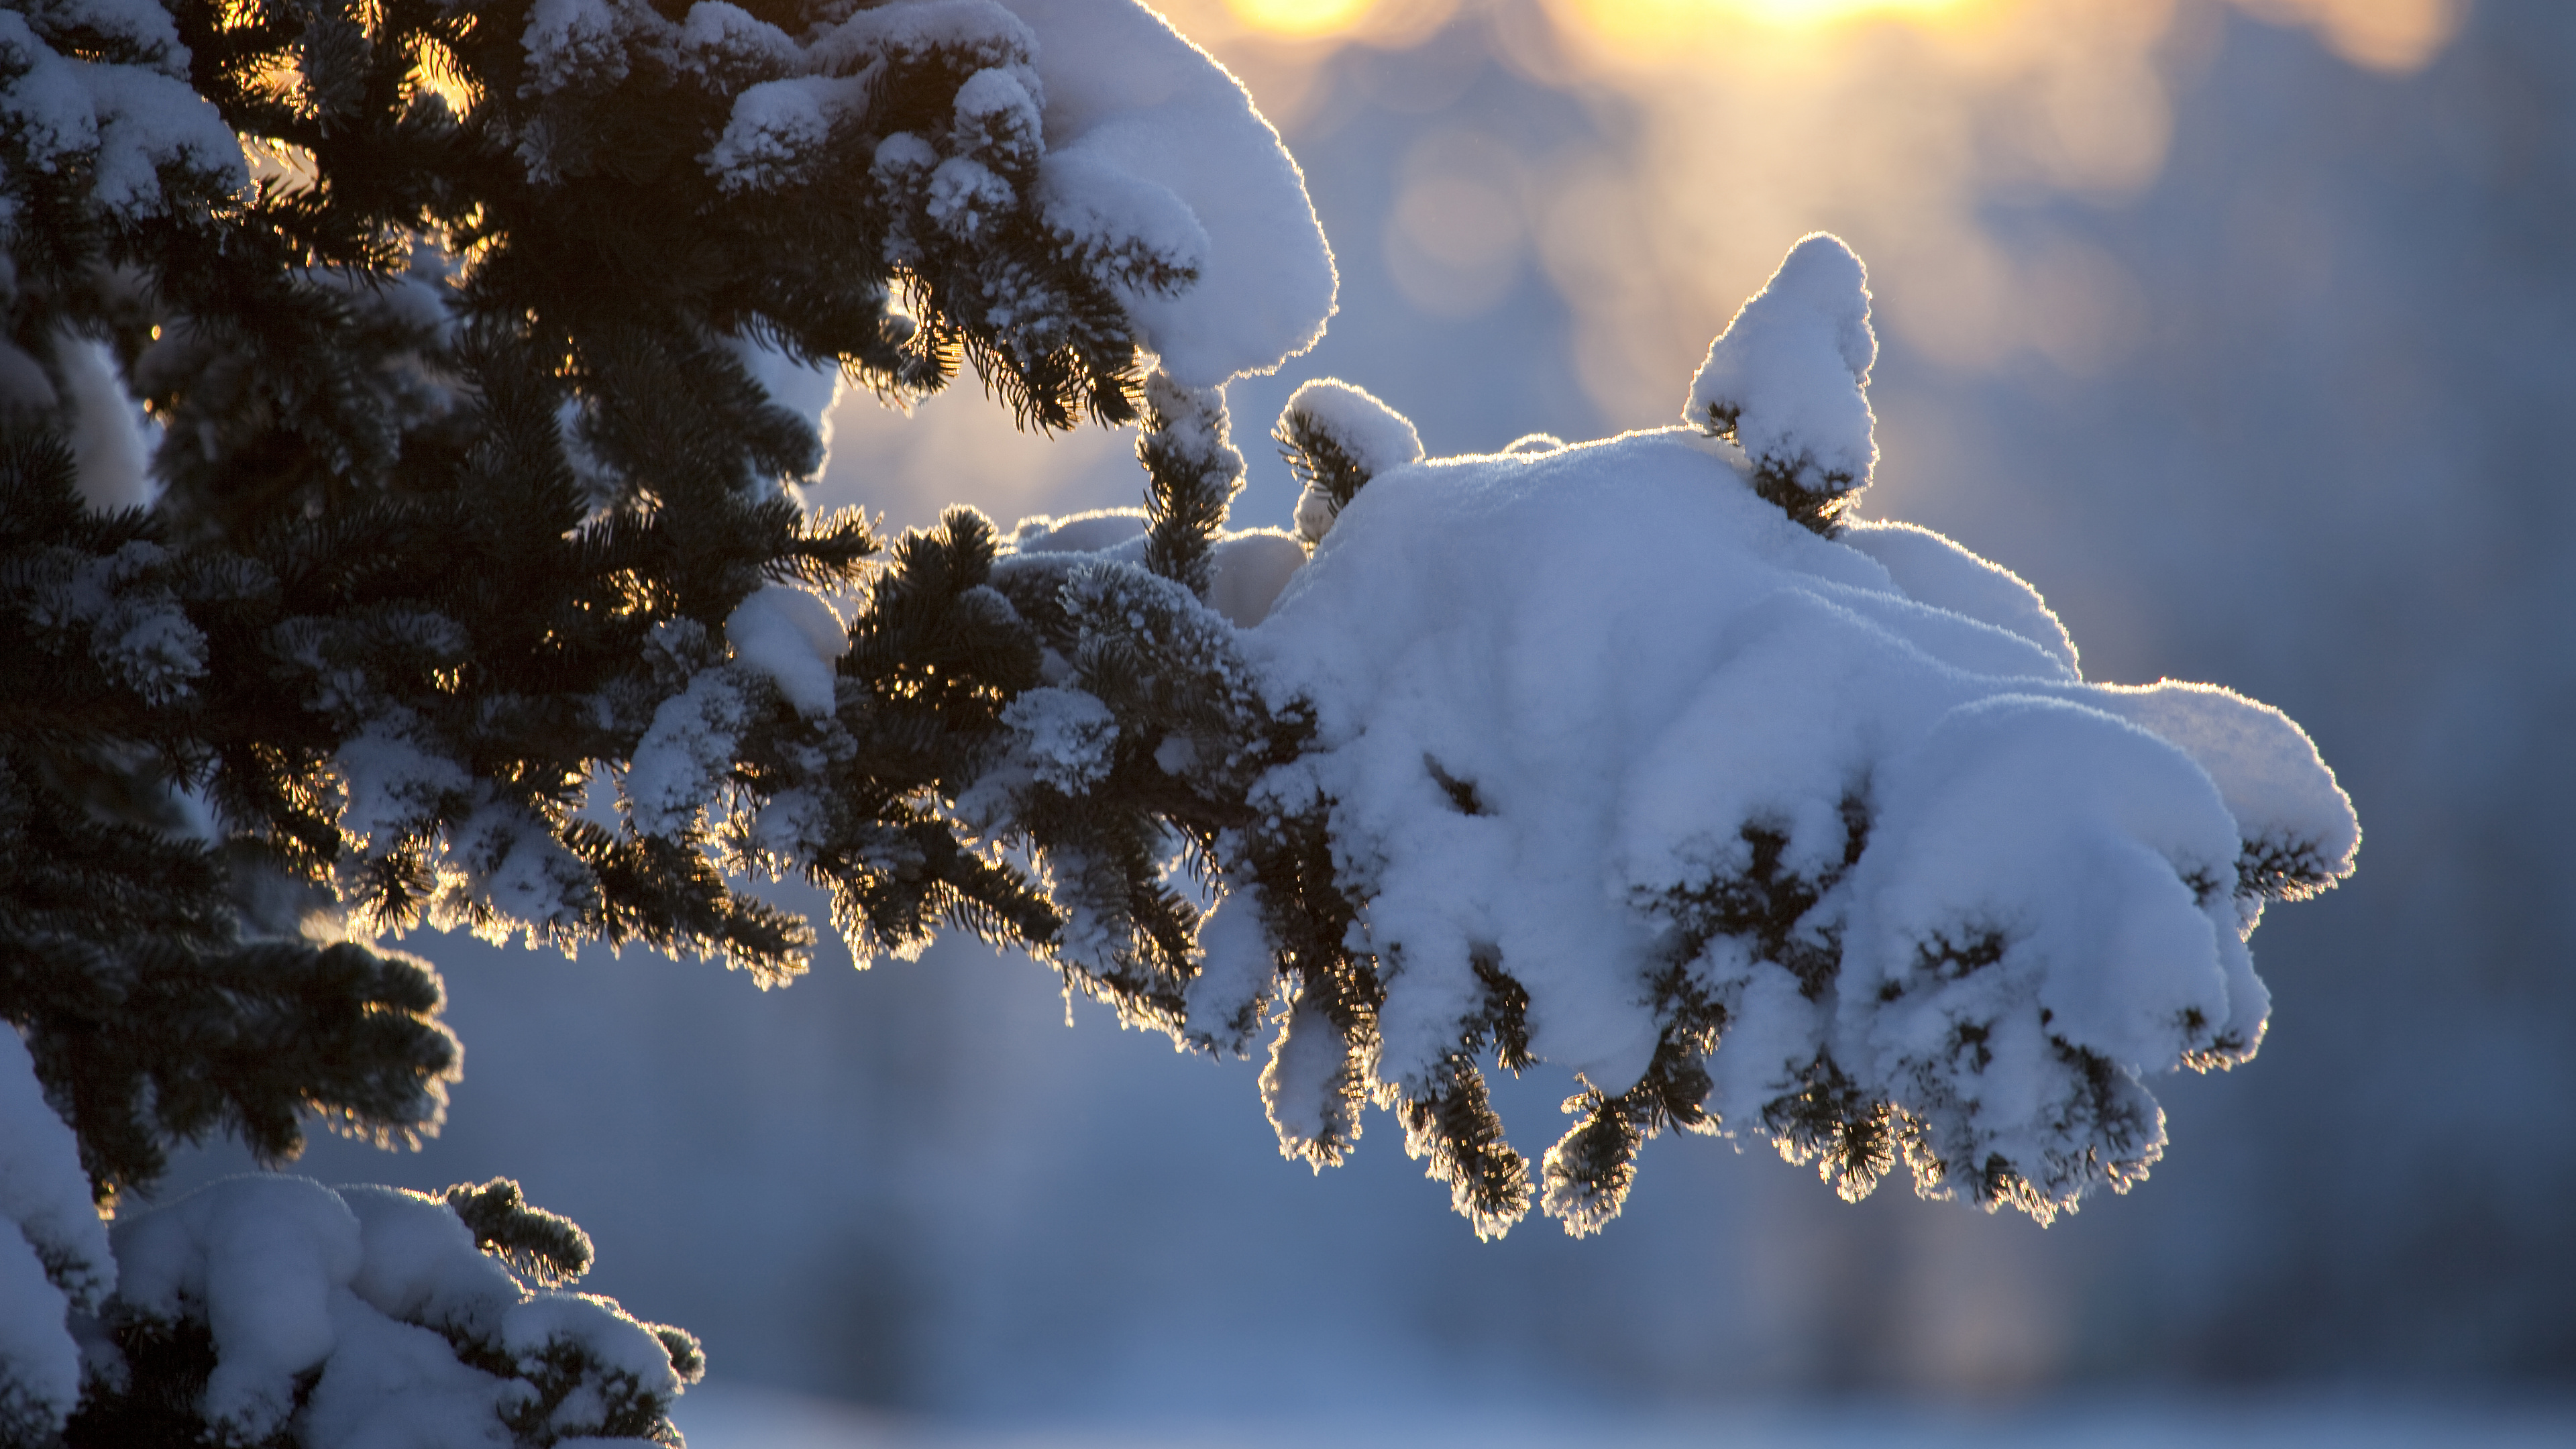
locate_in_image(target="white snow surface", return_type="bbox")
[0,5,246,219]
[112,1175,364,1440]
[440,799,598,940]
[673,1,800,80]
[1840,520,2076,674]
[999,0,1336,385]
[706,74,867,192]
[104,1177,684,1448]
[29,537,206,706]
[1001,509,1307,628]
[333,714,475,859]
[1237,423,2354,1203]
[0,1030,111,1440]
[1282,378,1424,547]
[1283,378,1424,478]
[1686,234,1878,494]
[58,331,158,513]
[726,584,849,719]
[998,687,1120,792]
[1202,529,1305,629]
[628,669,752,839]
[521,0,636,95]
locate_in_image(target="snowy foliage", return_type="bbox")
[1275,378,1423,548]
[2,0,1340,987]
[80,1175,698,1448]
[1686,234,1880,533]
[0,0,2356,1434]
[506,0,1332,389]
[0,1,245,220]
[1,0,1330,1435]
[0,1032,111,1443]
[971,237,2355,1239]
[1002,0,1337,386]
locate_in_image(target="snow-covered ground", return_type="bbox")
[674,1382,2576,1449]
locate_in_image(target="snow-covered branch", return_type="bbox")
[981,235,2357,1238]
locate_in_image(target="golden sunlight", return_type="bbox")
[1224,0,1995,42]
[1551,0,1970,46]
[2237,0,2465,72]
[1223,0,1381,38]
[1722,0,1965,19]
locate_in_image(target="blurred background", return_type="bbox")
[171,0,2576,1441]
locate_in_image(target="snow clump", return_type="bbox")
[1002,0,1337,384]
[1275,378,1424,547]
[1686,233,1878,521]
[0,3,246,219]
[998,235,2356,1238]
[1240,415,2351,1232]
[0,1031,113,1442]
[517,0,1334,387]
[89,1175,698,1447]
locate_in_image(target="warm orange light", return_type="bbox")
[2235,0,2463,72]
[1700,0,1967,25]
[1223,0,1380,39]
[1546,0,1970,49]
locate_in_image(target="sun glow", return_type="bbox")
[1724,0,1964,17]
[1553,0,1970,44]
[1216,0,1981,45]
[1222,0,1380,38]
[846,0,2471,525]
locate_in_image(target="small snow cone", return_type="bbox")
[1686,233,1879,535]
[1273,379,1425,549]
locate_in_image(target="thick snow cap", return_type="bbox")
[106,1176,689,1446]
[1229,233,2355,1222]
[1684,233,1878,496]
[1247,416,2355,1218]
[0,5,246,220]
[1001,0,1338,385]
[0,1030,113,1440]
[974,235,2355,1232]
[1279,379,1423,478]
[1279,378,1424,546]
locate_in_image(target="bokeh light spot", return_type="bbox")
[1224,0,1381,38]
[1550,0,1971,50]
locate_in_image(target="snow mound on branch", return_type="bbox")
[1282,379,1422,478]
[1281,378,1423,547]
[1840,520,2077,674]
[1000,508,1309,628]
[0,5,246,219]
[0,1030,112,1442]
[104,1177,688,1448]
[110,1175,366,1441]
[1685,233,1877,496]
[58,332,158,512]
[726,584,848,719]
[1001,0,1336,386]
[1246,423,2355,1218]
